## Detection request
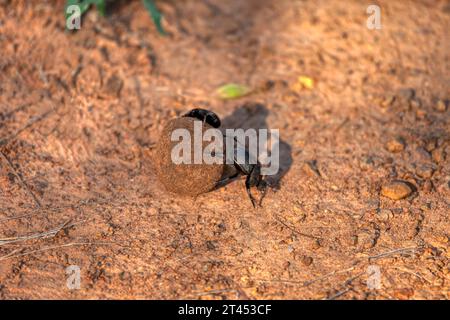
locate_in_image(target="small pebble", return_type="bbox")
[416,164,435,179]
[302,160,321,177]
[311,239,322,250]
[380,95,395,108]
[105,74,123,97]
[432,148,445,163]
[394,288,414,300]
[410,98,421,109]
[377,209,394,221]
[425,139,437,152]
[415,108,427,119]
[301,256,313,266]
[435,100,447,112]
[381,180,414,200]
[386,137,405,153]
[397,88,416,101]
[423,180,433,192]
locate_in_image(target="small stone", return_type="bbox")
[360,155,375,171]
[311,239,322,250]
[409,98,421,109]
[381,180,414,200]
[205,241,217,251]
[380,95,395,108]
[435,100,447,112]
[386,137,405,153]
[414,147,432,162]
[105,74,123,97]
[423,180,433,192]
[301,256,313,266]
[283,261,291,270]
[377,209,394,221]
[432,148,445,163]
[393,288,414,300]
[415,108,427,119]
[415,164,435,179]
[425,139,437,152]
[302,160,321,177]
[397,88,415,101]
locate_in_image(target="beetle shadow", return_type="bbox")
[219,102,292,192]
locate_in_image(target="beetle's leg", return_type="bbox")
[257,179,268,206]
[245,174,257,208]
[214,172,240,189]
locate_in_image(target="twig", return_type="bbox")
[368,246,420,261]
[38,65,49,85]
[0,108,54,147]
[302,267,355,287]
[0,220,74,246]
[71,64,83,87]
[326,288,352,300]
[0,241,117,261]
[253,266,355,288]
[325,272,365,300]
[335,117,350,132]
[274,215,322,240]
[0,103,33,123]
[390,266,432,284]
[0,213,35,223]
[0,151,42,208]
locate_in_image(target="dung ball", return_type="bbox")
[154,117,225,196]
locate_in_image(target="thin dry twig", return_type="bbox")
[0,108,54,147]
[253,266,355,288]
[0,103,33,123]
[368,246,420,261]
[0,219,78,246]
[325,271,365,300]
[0,241,117,261]
[0,151,42,208]
[274,215,322,240]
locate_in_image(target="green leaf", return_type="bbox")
[142,0,166,35]
[95,0,106,17]
[216,83,251,99]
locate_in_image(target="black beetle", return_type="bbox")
[184,108,267,207]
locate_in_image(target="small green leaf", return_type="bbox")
[95,0,106,17]
[142,0,166,35]
[216,83,251,99]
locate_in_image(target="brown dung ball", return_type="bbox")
[154,117,225,196]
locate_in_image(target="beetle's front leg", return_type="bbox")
[245,174,257,208]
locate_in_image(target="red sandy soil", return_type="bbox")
[0,0,449,299]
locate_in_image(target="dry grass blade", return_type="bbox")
[368,246,421,261]
[0,108,55,147]
[0,220,75,246]
[0,151,42,208]
[0,241,118,261]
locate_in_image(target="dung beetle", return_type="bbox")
[184,108,267,207]
[183,108,221,128]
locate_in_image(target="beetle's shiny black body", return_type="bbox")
[183,108,221,128]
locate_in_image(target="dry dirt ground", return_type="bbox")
[0,0,449,299]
